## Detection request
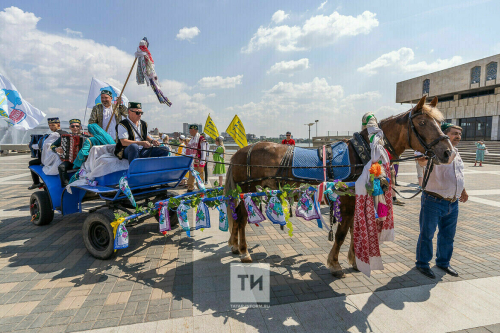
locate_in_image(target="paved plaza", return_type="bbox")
[0,153,499,332]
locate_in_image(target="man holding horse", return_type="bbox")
[415,122,467,279]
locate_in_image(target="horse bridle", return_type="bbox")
[407,108,449,158]
[392,107,450,200]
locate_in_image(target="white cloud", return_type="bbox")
[242,10,378,53]
[318,1,328,10]
[267,58,309,75]
[0,7,213,132]
[176,26,200,41]
[64,28,82,37]
[271,10,289,24]
[357,47,463,75]
[229,77,344,133]
[342,91,381,103]
[197,75,243,89]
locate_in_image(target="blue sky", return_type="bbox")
[0,0,499,137]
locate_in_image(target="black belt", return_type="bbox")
[424,191,457,203]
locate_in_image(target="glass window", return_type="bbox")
[422,79,430,95]
[485,116,492,140]
[486,62,497,81]
[471,66,481,84]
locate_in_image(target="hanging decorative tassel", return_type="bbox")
[119,176,136,207]
[217,201,229,231]
[296,189,320,221]
[266,190,286,226]
[135,37,172,106]
[280,193,293,237]
[190,166,205,192]
[244,196,265,225]
[195,202,211,230]
[177,201,191,237]
[158,201,171,235]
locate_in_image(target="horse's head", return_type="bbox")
[406,96,454,165]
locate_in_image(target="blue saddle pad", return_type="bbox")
[292,141,350,181]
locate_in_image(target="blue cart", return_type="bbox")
[29,155,192,259]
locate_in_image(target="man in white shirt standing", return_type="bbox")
[114,102,169,163]
[88,90,128,140]
[415,123,468,279]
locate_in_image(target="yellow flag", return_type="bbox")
[204,114,219,140]
[226,115,248,148]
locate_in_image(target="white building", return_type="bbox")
[396,54,500,140]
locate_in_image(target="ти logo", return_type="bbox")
[230,263,270,306]
[95,86,118,105]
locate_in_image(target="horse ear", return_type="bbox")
[415,96,426,110]
[429,96,438,107]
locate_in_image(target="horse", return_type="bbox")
[224,96,454,277]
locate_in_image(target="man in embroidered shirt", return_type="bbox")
[114,102,169,164]
[51,119,82,187]
[415,123,468,279]
[88,90,128,140]
[281,132,295,145]
[186,124,208,191]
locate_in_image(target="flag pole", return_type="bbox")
[106,57,137,132]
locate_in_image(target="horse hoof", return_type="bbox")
[352,264,359,272]
[240,254,253,263]
[331,269,345,278]
[231,246,239,255]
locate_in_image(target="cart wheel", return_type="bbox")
[153,207,179,227]
[82,209,115,260]
[30,191,54,226]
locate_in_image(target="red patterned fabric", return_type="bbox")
[353,163,394,277]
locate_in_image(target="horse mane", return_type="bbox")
[381,104,444,126]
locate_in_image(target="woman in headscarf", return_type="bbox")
[72,124,116,170]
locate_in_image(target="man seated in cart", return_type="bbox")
[114,102,170,164]
[28,117,65,189]
[51,119,83,186]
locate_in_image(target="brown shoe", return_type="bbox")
[393,198,405,206]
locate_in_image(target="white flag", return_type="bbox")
[86,77,129,109]
[0,74,46,130]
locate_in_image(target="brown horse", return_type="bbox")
[225,96,453,277]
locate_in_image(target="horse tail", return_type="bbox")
[224,164,236,233]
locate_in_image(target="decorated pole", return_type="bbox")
[106,57,137,132]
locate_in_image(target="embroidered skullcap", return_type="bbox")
[189,124,199,130]
[128,102,142,109]
[162,134,167,140]
[441,122,462,132]
[100,90,113,97]
[47,117,60,124]
[179,135,186,140]
[286,131,291,135]
[69,119,81,125]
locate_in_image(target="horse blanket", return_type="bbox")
[292,141,350,181]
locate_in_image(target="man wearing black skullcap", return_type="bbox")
[88,89,127,140]
[28,117,64,189]
[114,102,170,164]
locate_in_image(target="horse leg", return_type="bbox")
[348,226,358,271]
[229,216,240,255]
[238,203,252,263]
[327,214,351,278]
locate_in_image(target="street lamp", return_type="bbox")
[315,120,319,137]
[305,123,314,147]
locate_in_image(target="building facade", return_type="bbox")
[396,54,500,140]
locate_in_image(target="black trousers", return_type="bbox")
[58,161,73,187]
[29,157,42,184]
